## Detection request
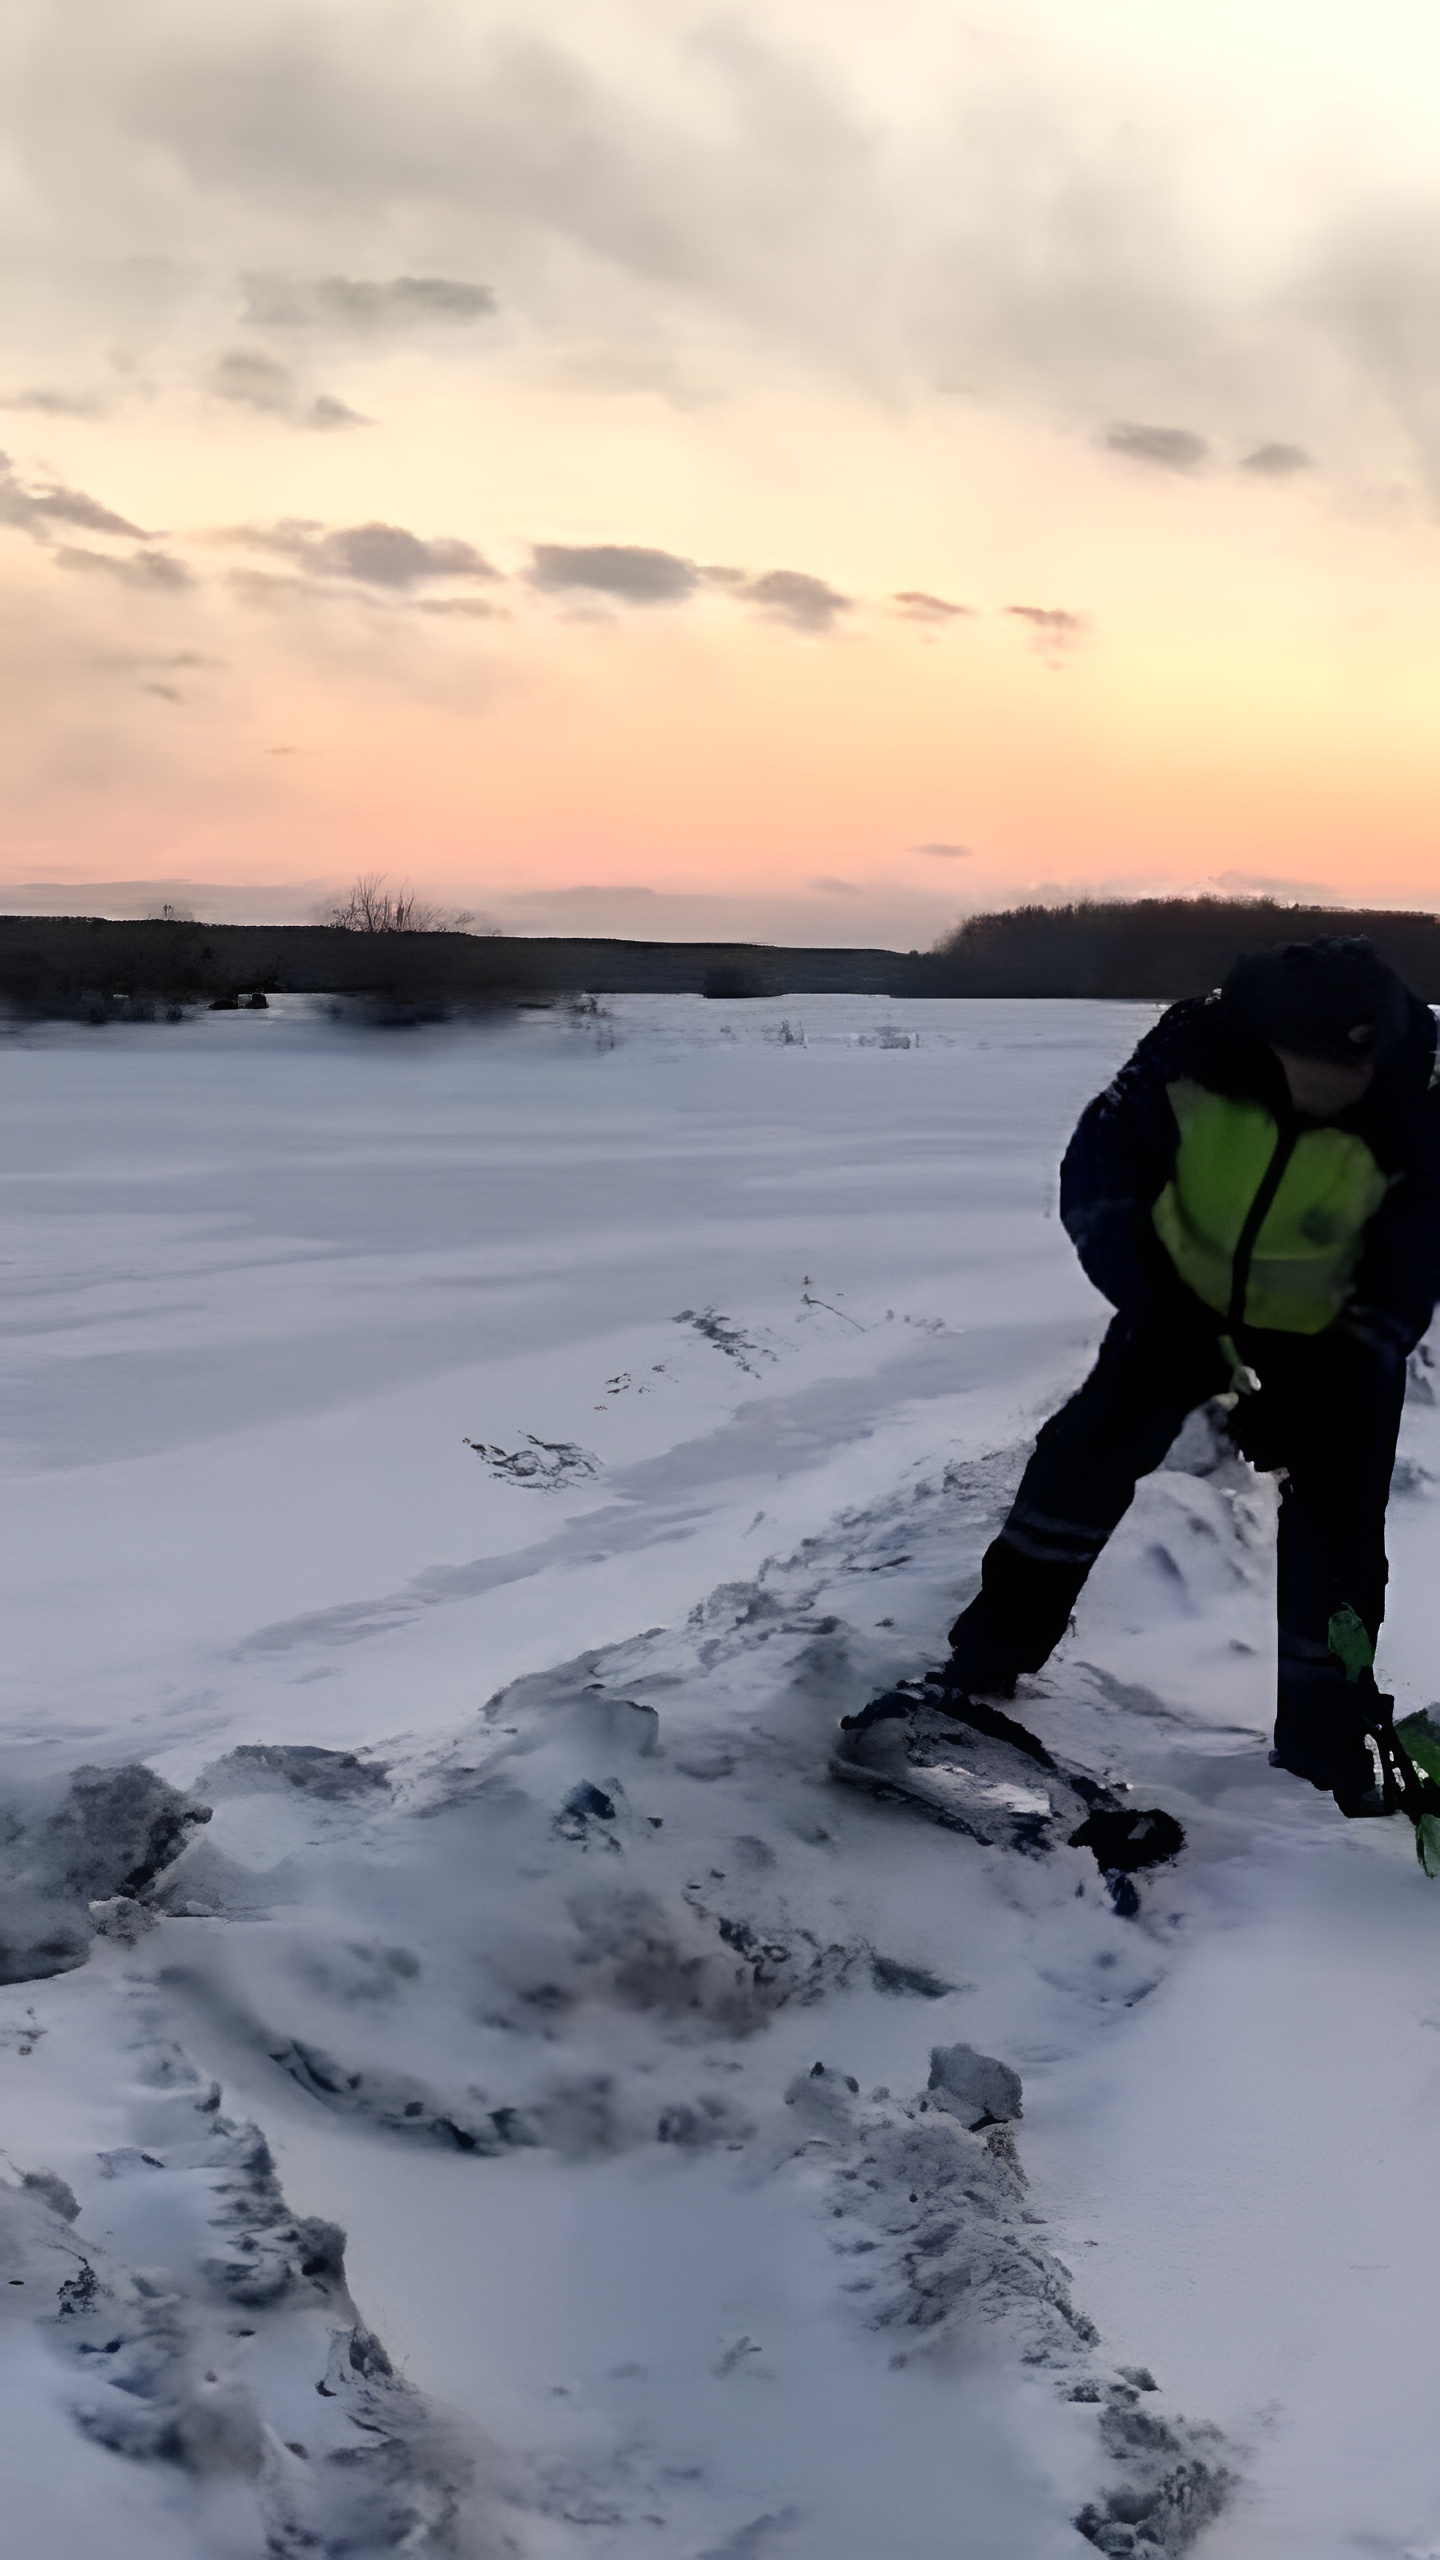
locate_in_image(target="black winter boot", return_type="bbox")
[1272,1651,1383,1808]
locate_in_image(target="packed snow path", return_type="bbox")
[4,993,1440,2559]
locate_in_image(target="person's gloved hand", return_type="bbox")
[1224,1309,1412,1474]
[1224,1378,1290,1471]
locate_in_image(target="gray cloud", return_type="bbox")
[1007,604,1086,636]
[54,545,193,589]
[37,487,148,535]
[527,544,851,627]
[123,651,222,669]
[0,454,147,540]
[107,651,221,701]
[525,544,854,629]
[223,518,498,587]
[212,348,296,413]
[305,392,370,429]
[11,6,1440,510]
[893,591,972,621]
[529,543,701,602]
[1240,442,1312,477]
[1006,604,1088,663]
[16,3,1440,582]
[226,568,314,606]
[10,3,1440,513]
[0,386,109,418]
[211,348,369,429]
[1102,422,1209,471]
[808,875,861,894]
[743,568,850,630]
[316,523,494,583]
[913,842,972,858]
[114,22,869,334]
[241,273,496,330]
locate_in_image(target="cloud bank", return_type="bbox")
[528,544,852,628]
[5,3,1440,929]
[0,453,147,541]
[221,520,499,587]
[210,349,370,430]
[239,273,496,331]
[10,1,1440,487]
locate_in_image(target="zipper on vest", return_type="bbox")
[1227,1122,1298,1331]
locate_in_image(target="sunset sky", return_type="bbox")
[7,0,1440,943]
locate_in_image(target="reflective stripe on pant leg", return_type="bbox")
[1010,1317,1228,1553]
[950,1315,1227,1678]
[996,1503,1112,1567]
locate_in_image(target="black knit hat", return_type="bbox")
[1221,936,1410,1065]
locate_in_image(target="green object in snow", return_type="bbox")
[1396,1707,1440,1783]
[1317,1617,1440,1877]
[1413,1810,1440,1880]
[1327,1604,1374,1682]
[1394,1709,1440,1876]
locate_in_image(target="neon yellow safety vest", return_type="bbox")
[1151,1077,1392,1334]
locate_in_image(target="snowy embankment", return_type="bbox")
[3,992,1440,2560]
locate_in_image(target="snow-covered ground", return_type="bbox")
[4,991,1440,2559]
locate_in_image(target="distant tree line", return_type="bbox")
[930,898,1440,1000]
[7,893,1440,1019]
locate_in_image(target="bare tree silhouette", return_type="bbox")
[329,873,473,933]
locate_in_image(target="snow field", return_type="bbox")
[2,993,1438,2556]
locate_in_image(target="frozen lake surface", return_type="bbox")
[4,992,1440,2558]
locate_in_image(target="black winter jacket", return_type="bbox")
[1060,991,1440,1352]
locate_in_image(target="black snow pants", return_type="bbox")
[948,1313,1408,1794]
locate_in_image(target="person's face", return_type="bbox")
[1271,1044,1375,1119]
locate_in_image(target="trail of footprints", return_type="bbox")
[1,1438,1251,2554]
[1,2019,487,2557]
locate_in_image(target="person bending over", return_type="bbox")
[939,936,1440,1816]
